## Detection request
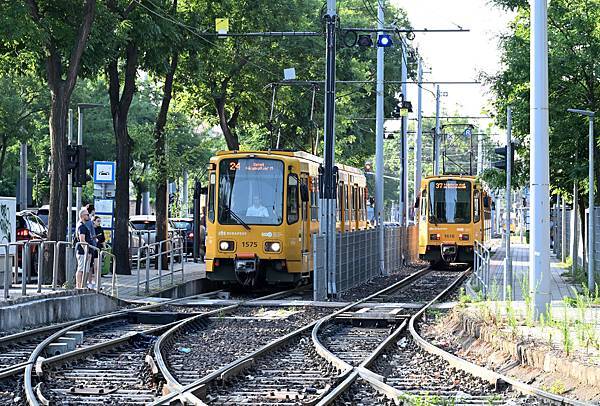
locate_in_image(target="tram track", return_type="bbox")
[155,265,586,406]
[21,287,306,405]
[151,266,438,405]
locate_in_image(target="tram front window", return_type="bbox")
[218,158,284,225]
[428,180,471,224]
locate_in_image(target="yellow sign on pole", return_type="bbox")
[215,18,229,34]
[400,108,409,117]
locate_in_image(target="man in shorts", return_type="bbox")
[75,208,93,289]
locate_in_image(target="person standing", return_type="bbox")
[75,208,93,289]
[93,216,106,249]
[84,204,99,288]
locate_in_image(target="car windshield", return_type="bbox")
[428,180,471,224]
[130,221,156,231]
[218,158,284,225]
[171,221,193,230]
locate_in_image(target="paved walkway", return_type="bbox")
[1,259,207,305]
[487,240,576,300]
[108,260,206,301]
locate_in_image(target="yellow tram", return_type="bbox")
[204,150,370,286]
[416,175,491,265]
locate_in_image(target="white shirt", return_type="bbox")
[246,205,269,217]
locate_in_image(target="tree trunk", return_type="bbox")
[45,84,69,284]
[107,41,138,275]
[216,98,239,150]
[0,134,7,179]
[27,0,96,284]
[135,184,142,215]
[154,50,179,260]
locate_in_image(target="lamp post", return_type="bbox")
[76,103,104,210]
[567,108,596,291]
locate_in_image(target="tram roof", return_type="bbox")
[214,150,364,175]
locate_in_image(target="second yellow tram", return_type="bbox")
[416,175,491,265]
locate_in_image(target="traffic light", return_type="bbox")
[73,146,92,187]
[493,142,515,173]
[391,100,413,118]
[66,145,78,171]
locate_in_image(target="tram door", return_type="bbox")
[300,174,311,273]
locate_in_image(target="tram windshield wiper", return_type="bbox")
[224,207,251,230]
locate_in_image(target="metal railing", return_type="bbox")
[473,240,491,298]
[1,239,121,299]
[135,235,185,295]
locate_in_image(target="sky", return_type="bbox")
[388,0,516,134]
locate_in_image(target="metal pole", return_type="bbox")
[561,194,566,263]
[414,58,423,210]
[434,85,441,176]
[401,39,408,226]
[588,117,595,290]
[530,0,551,318]
[182,170,189,216]
[321,0,338,294]
[19,143,27,210]
[572,181,579,276]
[67,109,74,244]
[375,0,386,275]
[76,106,83,210]
[504,107,513,301]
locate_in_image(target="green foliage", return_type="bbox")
[488,0,600,198]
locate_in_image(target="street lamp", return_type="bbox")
[567,108,596,291]
[75,103,104,210]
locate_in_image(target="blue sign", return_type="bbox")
[93,161,116,184]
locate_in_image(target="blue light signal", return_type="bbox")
[377,34,393,47]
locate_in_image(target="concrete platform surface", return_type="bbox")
[488,240,576,301]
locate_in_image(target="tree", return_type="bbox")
[0,1,97,282]
[488,0,600,258]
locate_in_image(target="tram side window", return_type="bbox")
[344,185,349,221]
[301,178,308,221]
[420,190,427,222]
[287,174,299,224]
[208,172,216,222]
[310,177,319,221]
[473,189,481,223]
[337,184,343,221]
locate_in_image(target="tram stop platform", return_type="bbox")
[0,259,207,332]
[483,238,576,301]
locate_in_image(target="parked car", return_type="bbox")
[16,210,48,275]
[169,217,205,258]
[129,215,157,245]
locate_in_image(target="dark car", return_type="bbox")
[16,210,48,275]
[169,218,204,258]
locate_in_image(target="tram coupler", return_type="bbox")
[440,243,458,263]
[234,254,259,286]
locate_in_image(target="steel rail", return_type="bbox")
[152,286,312,396]
[408,278,589,406]
[314,269,468,405]
[21,289,225,405]
[151,266,433,405]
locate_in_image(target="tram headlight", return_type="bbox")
[459,233,470,241]
[430,233,440,241]
[219,240,235,251]
[265,241,281,253]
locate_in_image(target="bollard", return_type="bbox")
[145,247,150,293]
[136,245,144,296]
[22,242,30,296]
[170,240,174,285]
[180,239,185,282]
[97,251,103,293]
[111,256,117,296]
[3,245,9,299]
[37,241,44,293]
[158,243,163,289]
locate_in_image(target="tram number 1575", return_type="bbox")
[241,241,257,248]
